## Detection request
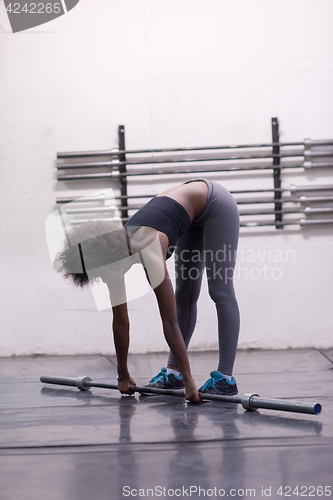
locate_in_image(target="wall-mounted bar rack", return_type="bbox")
[55,120,333,230]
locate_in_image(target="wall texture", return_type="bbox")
[0,0,332,356]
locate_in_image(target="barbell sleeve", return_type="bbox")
[40,375,93,390]
[40,376,321,415]
[300,218,333,226]
[289,184,333,194]
[242,394,322,415]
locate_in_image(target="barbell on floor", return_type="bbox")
[40,375,321,416]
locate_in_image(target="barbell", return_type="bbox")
[40,375,321,416]
[56,161,333,182]
[57,149,333,171]
[56,138,333,159]
[54,185,333,205]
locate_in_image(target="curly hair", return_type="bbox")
[54,220,128,288]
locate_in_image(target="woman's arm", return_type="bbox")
[112,302,130,378]
[153,265,201,403]
[106,275,136,394]
[133,229,201,402]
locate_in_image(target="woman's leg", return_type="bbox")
[167,225,205,368]
[203,183,240,376]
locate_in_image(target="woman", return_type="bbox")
[57,178,240,404]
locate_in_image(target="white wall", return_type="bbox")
[0,0,332,356]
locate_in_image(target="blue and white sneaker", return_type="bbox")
[145,367,185,392]
[198,370,238,396]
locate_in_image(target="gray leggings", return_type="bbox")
[167,179,240,376]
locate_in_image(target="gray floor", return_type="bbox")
[0,349,332,500]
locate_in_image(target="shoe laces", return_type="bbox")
[199,371,229,391]
[199,377,218,392]
[148,367,168,384]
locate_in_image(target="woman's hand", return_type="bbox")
[185,377,202,404]
[118,374,136,395]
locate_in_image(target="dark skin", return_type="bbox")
[107,181,209,403]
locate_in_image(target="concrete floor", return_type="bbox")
[0,349,332,500]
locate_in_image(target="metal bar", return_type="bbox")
[240,218,333,228]
[56,138,333,158]
[305,161,333,169]
[238,208,304,216]
[118,126,128,220]
[122,206,304,214]
[309,139,333,146]
[55,184,333,205]
[245,396,321,415]
[64,206,116,214]
[57,151,315,169]
[65,206,330,217]
[66,206,304,216]
[235,197,290,205]
[68,217,333,228]
[70,218,121,225]
[57,160,333,180]
[56,164,295,182]
[57,160,120,170]
[55,194,329,207]
[272,118,283,229]
[304,150,333,159]
[229,188,287,194]
[119,200,325,211]
[300,195,333,203]
[60,196,333,216]
[40,375,80,388]
[240,219,297,227]
[57,148,120,158]
[304,207,333,214]
[57,195,106,204]
[276,206,333,215]
[56,194,155,204]
[68,205,143,213]
[40,375,321,415]
[300,218,333,226]
[290,184,333,194]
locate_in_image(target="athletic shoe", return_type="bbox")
[145,367,185,391]
[198,370,238,396]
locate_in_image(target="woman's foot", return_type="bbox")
[145,367,185,391]
[198,370,238,396]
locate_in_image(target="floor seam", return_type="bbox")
[1,437,332,453]
[317,349,333,365]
